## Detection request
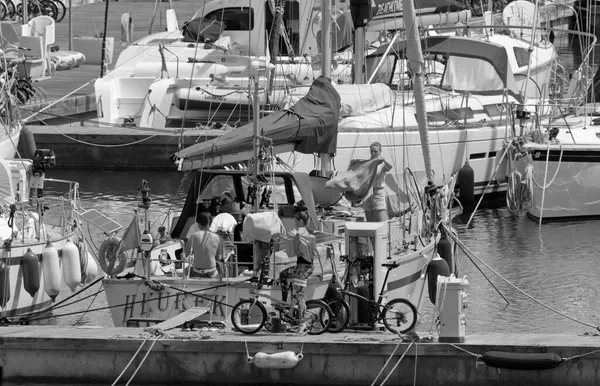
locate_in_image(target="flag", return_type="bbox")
[118,214,141,253]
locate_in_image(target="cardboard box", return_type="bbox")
[73,36,114,65]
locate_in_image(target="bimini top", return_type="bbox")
[174,76,341,171]
[368,35,520,98]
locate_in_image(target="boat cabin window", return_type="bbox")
[365,54,396,85]
[443,56,504,92]
[265,1,300,56]
[205,7,255,31]
[513,46,530,68]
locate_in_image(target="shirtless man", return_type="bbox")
[185,212,222,278]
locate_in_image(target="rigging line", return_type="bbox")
[23,80,95,123]
[73,283,105,326]
[17,275,105,319]
[17,105,188,135]
[445,226,600,330]
[36,123,160,148]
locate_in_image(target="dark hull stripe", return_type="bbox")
[387,270,422,292]
[530,149,600,163]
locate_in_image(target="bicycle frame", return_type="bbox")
[334,255,399,326]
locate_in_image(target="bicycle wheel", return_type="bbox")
[52,0,65,22]
[39,0,58,20]
[230,299,267,335]
[326,298,350,333]
[304,299,332,335]
[382,298,418,334]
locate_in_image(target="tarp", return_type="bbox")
[325,158,379,202]
[175,76,341,168]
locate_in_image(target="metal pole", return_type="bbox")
[402,0,434,184]
[22,0,28,26]
[320,0,331,79]
[319,0,332,177]
[68,0,72,51]
[100,0,110,78]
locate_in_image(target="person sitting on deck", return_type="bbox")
[185,212,222,279]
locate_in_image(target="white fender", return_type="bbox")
[85,251,99,283]
[42,241,61,301]
[62,240,81,291]
[247,351,303,369]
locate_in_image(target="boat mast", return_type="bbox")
[319,0,333,177]
[402,0,434,184]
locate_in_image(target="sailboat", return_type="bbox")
[100,0,463,329]
[495,2,600,221]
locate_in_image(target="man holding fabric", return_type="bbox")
[363,142,392,222]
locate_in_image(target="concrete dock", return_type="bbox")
[0,325,599,385]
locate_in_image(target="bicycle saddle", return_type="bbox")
[381,262,399,268]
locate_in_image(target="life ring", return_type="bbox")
[98,236,128,276]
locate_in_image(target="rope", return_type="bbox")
[111,336,152,386]
[445,227,600,331]
[376,341,415,386]
[72,283,105,326]
[124,337,159,386]
[371,341,403,386]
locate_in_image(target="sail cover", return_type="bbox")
[175,76,341,171]
[350,0,466,28]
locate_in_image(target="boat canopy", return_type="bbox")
[367,35,521,99]
[174,76,341,171]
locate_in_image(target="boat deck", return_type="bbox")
[0,325,598,385]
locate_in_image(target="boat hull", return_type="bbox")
[103,274,332,327]
[523,144,600,220]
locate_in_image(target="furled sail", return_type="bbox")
[350,0,469,29]
[174,76,341,171]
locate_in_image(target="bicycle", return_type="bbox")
[326,254,418,334]
[230,260,333,335]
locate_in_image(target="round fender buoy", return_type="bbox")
[42,241,61,301]
[98,236,128,276]
[481,351,563,370]
[247,351,303,369]
[62,240,81,292]
[427,256,450,305]
[437,236,454,274]
[458,161,474,206]
[0,261,10,308]
[21,248,40,297]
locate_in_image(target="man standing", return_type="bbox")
[185,212,222,278]
[363,142,392,222]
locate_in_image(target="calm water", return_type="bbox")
[35,169,600,336]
